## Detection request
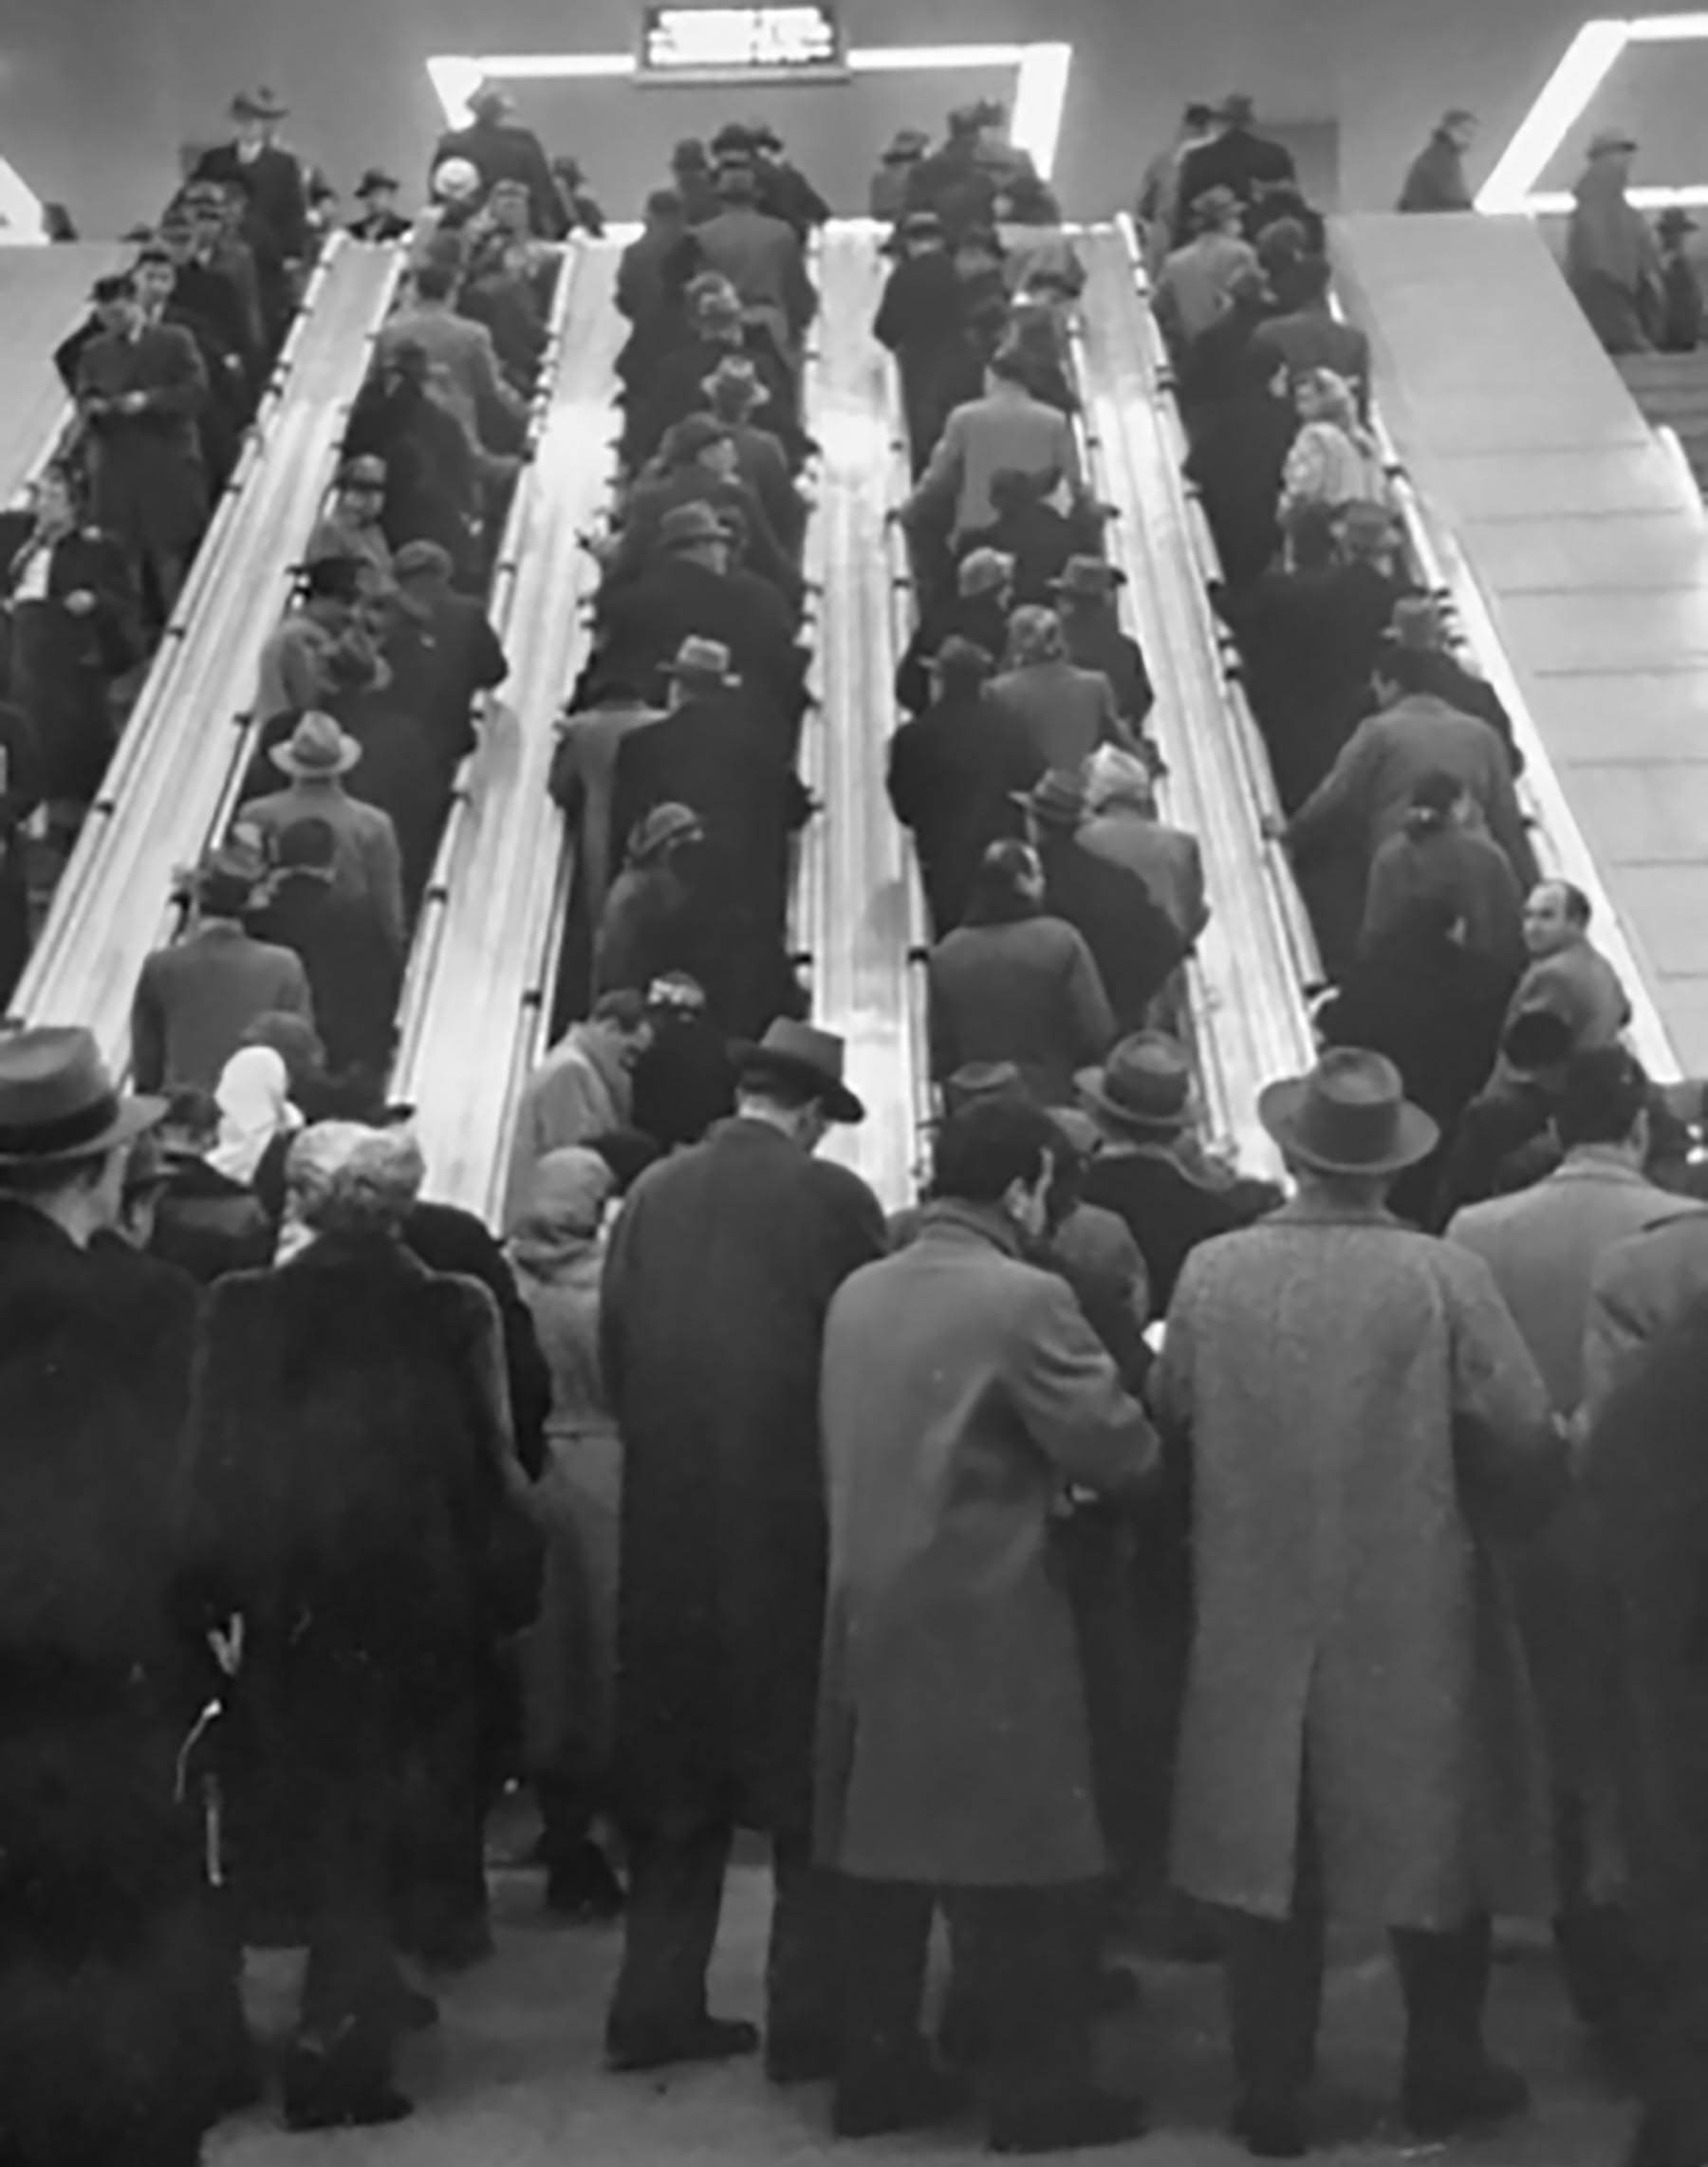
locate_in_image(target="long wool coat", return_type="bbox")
[1155,1198,1563,1928]
[600,1118,886,1830]
[814,1204,1160,1886]
[76,324,210,560]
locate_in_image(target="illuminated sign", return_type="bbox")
[637,5,848,85]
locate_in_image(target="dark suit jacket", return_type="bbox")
[404,1201,550,1484]
[248,871,400,1076]
[192,141,309,265]
[1084,1147,1281,1312]
[1036,832,1188,1035]
[130,923,312,1093]
[433,120,566,240]
[594,556,804,727]
[1175,128,1297,237]
[886,690,1043,935]
[0,518,139,679]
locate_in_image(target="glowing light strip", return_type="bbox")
[426,41,1075,178]
[0,155,46,247]
[1478,13,1708,215]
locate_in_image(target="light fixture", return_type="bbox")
[1477,12,1708,214]
[426,41,1076,179]
[0,154,45,247]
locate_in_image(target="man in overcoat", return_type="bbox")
[1156,1047,1564,2157]
[0,1028,218,2167]
[816,1098,1158,2151]
[75,273,210,624]
[599,1021,886,2079]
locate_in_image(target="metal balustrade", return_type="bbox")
[16,237,405,1065]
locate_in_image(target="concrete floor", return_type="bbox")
[210,1866,1635,2167]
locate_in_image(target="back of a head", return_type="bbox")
[288,1121,425,1239]
[646,187,683,222]
[1555,1045,1650,1150]
[590,988,649,1036]
[413,256,458,304]
[276,816,337,872]
[932,634,993,697]
[967,837,1039,918]
[988,348,1030,390]
[1290,252,1333,303]
[1373,639,1434,701]
[932,1097,1060,1206]
[1403,768,1463,837]
[1006,602,1067,668]
[585,1126,664,1195]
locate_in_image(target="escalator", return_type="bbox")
[1073,219,1318,1174]
[798,223,930,1209]
[16,235,403,1063]
[393,240,626,1222]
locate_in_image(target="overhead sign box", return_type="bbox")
[636,4,849,85]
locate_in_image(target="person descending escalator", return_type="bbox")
[431,83,567,242]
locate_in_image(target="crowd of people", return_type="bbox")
[3,72,1708,2167]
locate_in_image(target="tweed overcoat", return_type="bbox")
[600,1118,886,1830]
[814,1204,1160,1885]
[1155,1198,1563,1928]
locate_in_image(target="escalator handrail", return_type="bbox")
[390,238,585,1070]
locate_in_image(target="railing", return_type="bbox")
[17,239,406,1062]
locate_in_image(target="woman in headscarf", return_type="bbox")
[506,1147,626,1920]
[1278,367,1394,546]
[209,1043,302,1188]
[1567,130,1662,354]
[182,1122,524,2131]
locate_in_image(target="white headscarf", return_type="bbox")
[208,1046,301,1186]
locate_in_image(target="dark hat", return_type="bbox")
[703,353,766,408]
[1012,769,1086,830]
[1051,554,1127,601]
[660,634,739,688]
[885,129,932,163]
[672,137,710,170]
[627,802,705,863]
[1408,767,1467,815]
[470,83,515,120]
[1587,126,1638,157]
[900,208,945,238]
[1077,1032,1194,1136]
[1391,595,1443,650]
[1217,92,1256,124]
[299,555,365,602]
[1190,184,1241,229]
[664,413,733,464]
[195,843,264,917]
[1258,1047,1438,1176]
[393,539,454,582]
[657,501,733,555]
[1658,207,1699,235]
[712,122,757,157]
[232,85,289,120]
[0,1027,164,1169]
[929,634,994,681]
[91,272,137,305]
[269,710,363,780]
[733,1018,865,1124]
[356,167,399,197]
[943,1061,1026,1115]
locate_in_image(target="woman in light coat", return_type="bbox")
[1278,367,1394,549]
[507,1146,625,1920]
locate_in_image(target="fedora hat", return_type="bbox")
[703,354,765,406]
[1191,184,1241,229]
[0,1027,164,1169]
[356,167,399,198]
[1588,126,1638,157]
[1658,206,1699,235]
[232,85,289,120]
[1077,1032,1193,1136]
[1051,554,1127,601]
[885,128,932,163]
[195,843,264,917]
[269,711,362,781]
[942,1060,1026,1116]
[661,635,739,689]
[627,802,704,864]
[657,501,733,555]
[733,1018,865,1125]
[1012,769,1087,830]
[1258,1046,1438,1176]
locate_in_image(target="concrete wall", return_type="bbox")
[0,0,1652,234]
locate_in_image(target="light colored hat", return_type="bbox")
[660,634,739,687]
[269,711,362,780]
[627,801,705,863]
[431,156,483,204]
[1077,1032,1194,1136]
[957,547,1014,599]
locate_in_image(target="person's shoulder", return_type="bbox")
[1598,1206,1708,1283]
